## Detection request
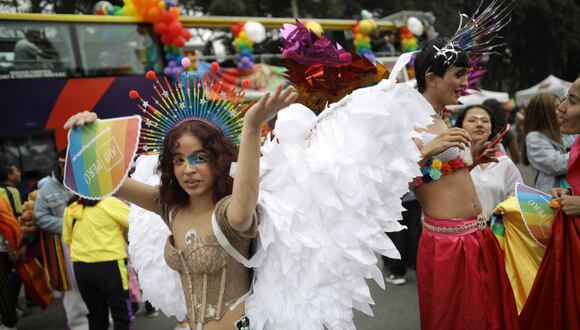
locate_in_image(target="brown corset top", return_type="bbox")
[157,195,257,329]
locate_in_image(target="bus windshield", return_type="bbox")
[0,19,163,80]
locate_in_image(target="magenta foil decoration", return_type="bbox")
[280,21,352,67]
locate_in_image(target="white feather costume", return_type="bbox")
[128,53,434,329]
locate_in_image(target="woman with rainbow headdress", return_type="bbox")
[63,26,437,328]
[520,77,580,329]
[409,1,520,328]
[64,67,298,329]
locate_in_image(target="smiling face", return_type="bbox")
[427,66,468,106]
[171,133,216,200]
[557,78,580,134]
[462,107,492,144]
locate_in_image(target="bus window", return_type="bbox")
[75,23,163,77]
[0,22,75,79]
[0,131,57,181]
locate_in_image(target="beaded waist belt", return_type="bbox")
[422,214,488,236]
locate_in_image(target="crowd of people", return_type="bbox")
[1,8,580,330]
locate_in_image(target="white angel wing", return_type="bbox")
[127,154,187,320]
[246,53,434,329]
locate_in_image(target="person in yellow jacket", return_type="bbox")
[63,196,131,330]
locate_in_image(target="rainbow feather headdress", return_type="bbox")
[129,64,251,153]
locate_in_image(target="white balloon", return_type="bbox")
[244,21,267,43]
[407,17,424,36]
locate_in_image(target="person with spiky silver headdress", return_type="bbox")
[410,1,520,329]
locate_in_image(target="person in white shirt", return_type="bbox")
[455,105,523,217]
[13,29,55,69]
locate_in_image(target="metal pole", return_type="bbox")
[290,0,299,17]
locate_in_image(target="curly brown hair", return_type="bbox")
[157,120,238,209]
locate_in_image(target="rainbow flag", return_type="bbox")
[64,116,141,199]
[493,196,547,312]
[515,183,556,247]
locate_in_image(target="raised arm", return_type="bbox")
[226,86,298,232]
[64,111,158,213]
[115,178,157,213]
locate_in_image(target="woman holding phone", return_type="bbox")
[455,105,523,217]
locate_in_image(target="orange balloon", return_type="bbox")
[138,6,148,18]
[169,7,180,19]
[148,6,161,21]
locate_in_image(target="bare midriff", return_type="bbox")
[414,167,482,219]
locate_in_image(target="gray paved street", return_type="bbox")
[15,165,533,329]
[16,265,420,330]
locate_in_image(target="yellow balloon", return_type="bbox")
[124,4,137,15]
[359,19,373,35]
[158,1,165,9]
[239,31,249,40]
[362,36,370,43]
[305,21,323,37]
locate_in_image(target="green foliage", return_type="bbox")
[482,0,580,92]
[207,0,247,15]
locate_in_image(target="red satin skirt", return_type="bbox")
[519,211,580,329]
[417,214,519,330]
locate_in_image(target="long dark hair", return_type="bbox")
[414,38,470,94]
[157,120,238,210]
[521,93,562,165]
[455,105,497,142]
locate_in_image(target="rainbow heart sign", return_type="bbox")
[64,116,141,199]
[515,183,556,247]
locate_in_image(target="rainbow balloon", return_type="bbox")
[515,183,556,247]
[64,116,141,199]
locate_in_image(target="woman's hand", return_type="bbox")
[63,111,98,130]
[472,140,500,166]
[243,85,298,130]
[421,128,472,158]
[559,195,580,216]
[227,85,297,232]
[550,188,571,198]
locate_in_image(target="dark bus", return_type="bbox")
[0,13,394,184]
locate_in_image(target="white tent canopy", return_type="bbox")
[515,75,572,106]
[447,89,509,111]
[459,89,509,106]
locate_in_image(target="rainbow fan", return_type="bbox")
[64,116,141,199]
[515,183,556,247]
